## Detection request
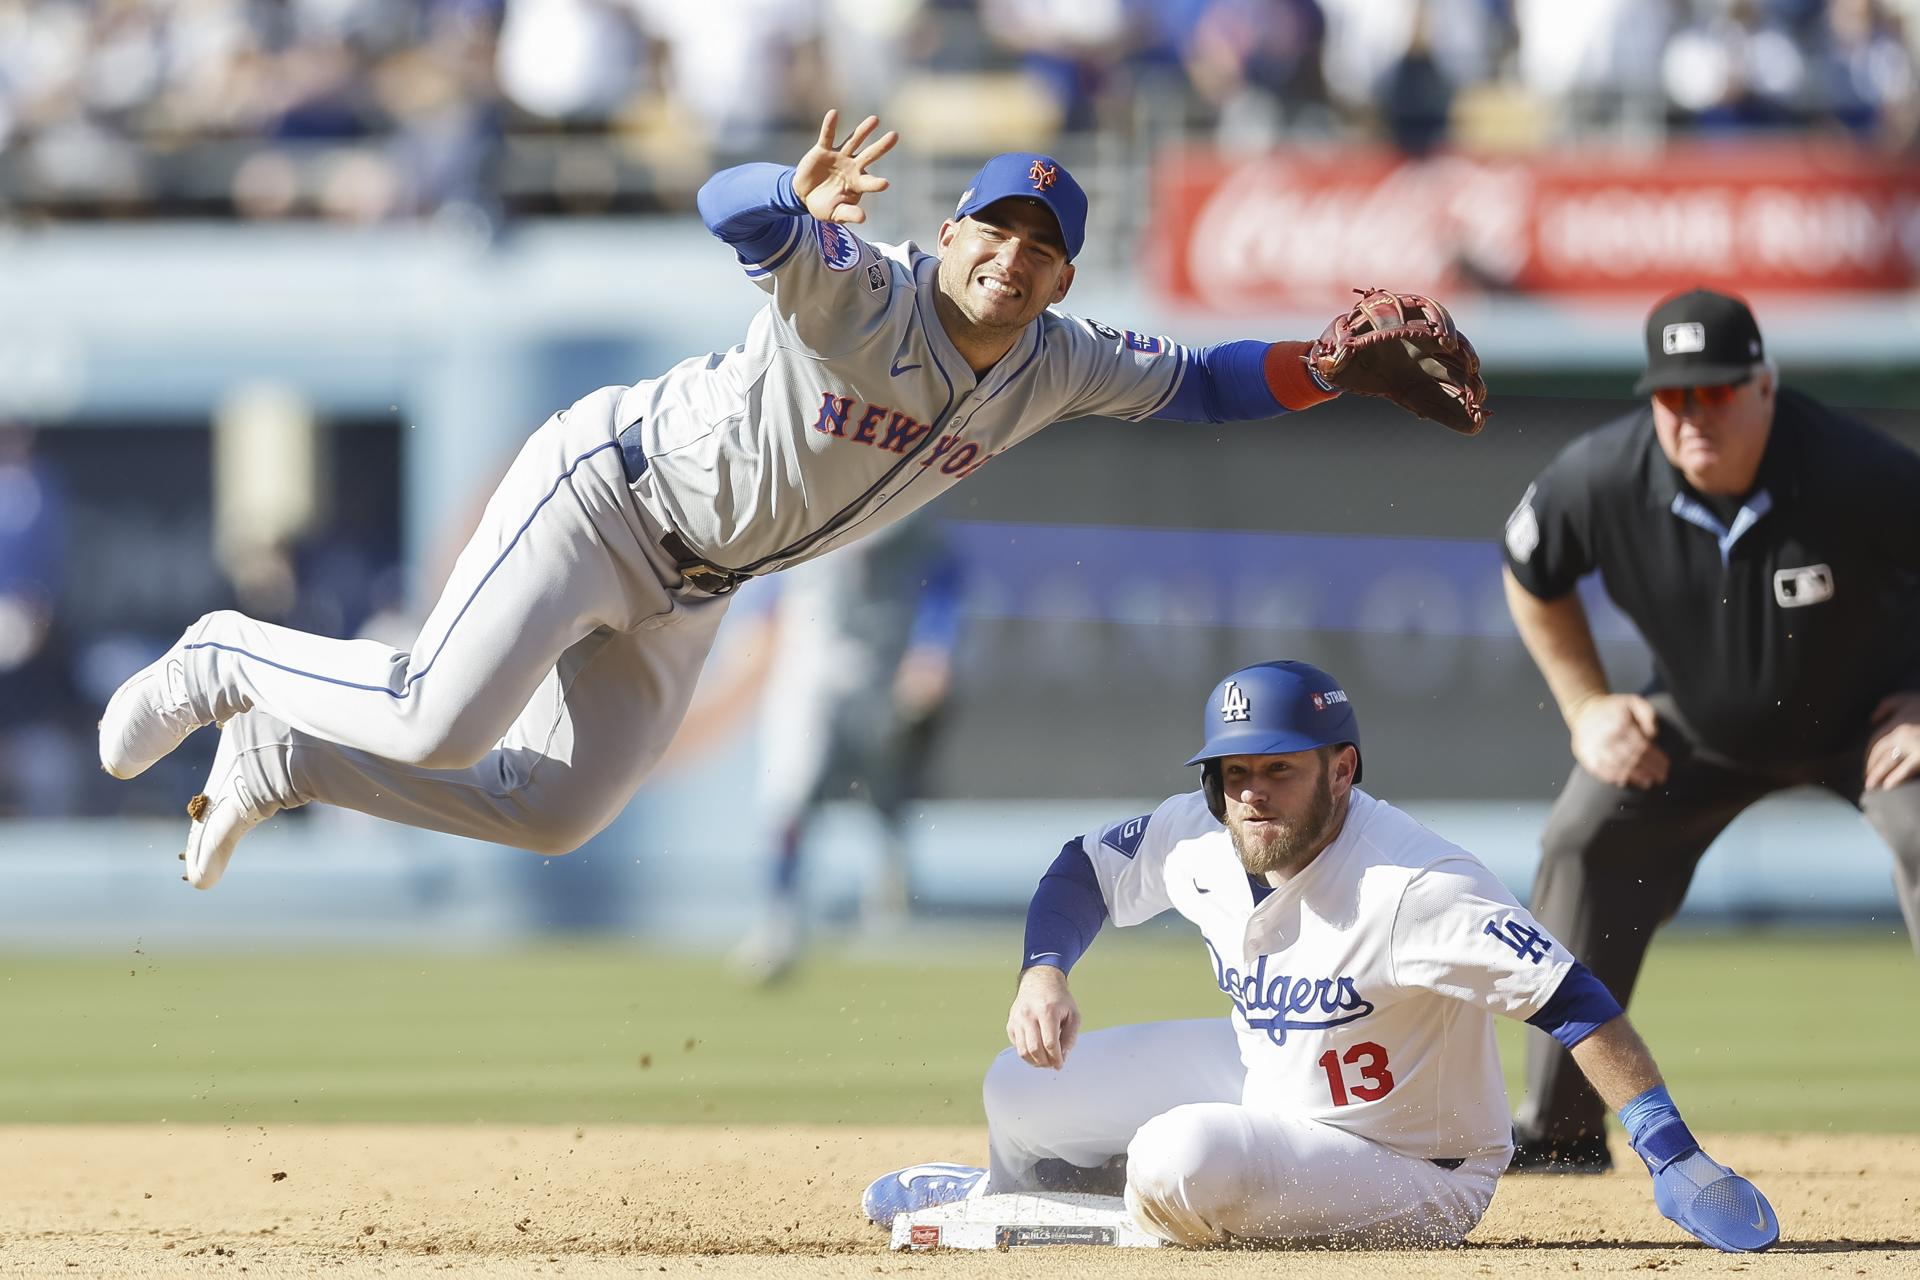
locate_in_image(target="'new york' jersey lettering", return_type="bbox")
[619,224,1185,577]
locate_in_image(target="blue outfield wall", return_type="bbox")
[0,790,1907,947]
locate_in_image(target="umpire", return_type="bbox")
[1500,288,1920,1172]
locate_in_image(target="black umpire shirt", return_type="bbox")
[1503,387,1920,768]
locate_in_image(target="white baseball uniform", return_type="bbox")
[979,787,1576,1247]
[168,186,1207,855]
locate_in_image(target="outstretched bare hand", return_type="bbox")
[793,109,898,225]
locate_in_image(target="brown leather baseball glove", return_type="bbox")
[1308,288,1489,436]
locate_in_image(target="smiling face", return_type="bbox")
[1218,746,1357,881]
[934,197,1075,345]
[1650,365,1776,496]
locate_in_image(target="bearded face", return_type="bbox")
[1219,748,1351,880]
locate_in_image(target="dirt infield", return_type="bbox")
[1,1125,1915,1278]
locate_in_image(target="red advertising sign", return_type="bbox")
[1151,145,1920,308]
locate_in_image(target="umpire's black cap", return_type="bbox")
[1634,288,1766,393]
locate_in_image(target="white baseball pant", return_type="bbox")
[178,384,731,853]
[980,1018,1503,1247]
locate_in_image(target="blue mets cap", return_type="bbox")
[1185,660,1363,783]
[953,153,1088,260]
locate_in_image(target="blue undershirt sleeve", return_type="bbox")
[1020,840,1110,974]
[1152,340,1286,424]
[696,163,809,266]
[1526,961,1624,1050]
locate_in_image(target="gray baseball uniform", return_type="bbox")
[160,180,1214,860]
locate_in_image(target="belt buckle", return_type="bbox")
[682,564,741,596]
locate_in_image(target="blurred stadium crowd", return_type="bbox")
[0,0,1914,225]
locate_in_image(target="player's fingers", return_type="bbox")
[843,114,881,155]
[1626,695,1661,741]
[831,205,867,225]
[1867,738,1909,790]
[816,109,839,151]
[855,129,899,169]
[855,174,891,196]
[1631,746,1670,790]
[1008,1017,1038,1064]
[1037,1016,1062,1069]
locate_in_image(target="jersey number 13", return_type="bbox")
[1317,1041,1395,1105]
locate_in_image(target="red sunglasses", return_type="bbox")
[1653,380,1747,412]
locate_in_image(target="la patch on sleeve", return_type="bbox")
[1101,813,1151,860]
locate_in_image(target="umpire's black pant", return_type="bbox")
[1513,695,1920,1150]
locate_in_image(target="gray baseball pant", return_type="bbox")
[180,385,731,854]
[1514,697,1920,1150]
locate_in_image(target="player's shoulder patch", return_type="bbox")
[816,221,861,272]
[865,260,888,293]
[1099,813,1152,860]
[1075,317,1166,357]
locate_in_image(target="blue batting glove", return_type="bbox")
[1622,1086,1779,1253]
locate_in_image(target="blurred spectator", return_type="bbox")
[1153,0,1331,145]
[979,0,1137,132]
[0,0,1914,222]
[634,0,827,157]
[1661,0,1809,133]
[1319,0,1502,124]
[495,0,645,123]
[1512,0,1670,129]
[1376,0,1457,154]
[1814,0,1919,143]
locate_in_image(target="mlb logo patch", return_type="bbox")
[1663,322,1706,354]
[1774,563,1834,608]
[817,222,860,271]
[1124,330,1165,356]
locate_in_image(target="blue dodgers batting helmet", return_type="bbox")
[1187,660,1362,821]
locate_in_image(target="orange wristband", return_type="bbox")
[1263,340,1338,412]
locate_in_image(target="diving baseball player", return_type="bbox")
[97,110,1485,889]
[863,661,1779,1252]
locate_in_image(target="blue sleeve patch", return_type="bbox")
[817,222,860,271]
[1100,813,1151,860]
[1124,331,1165,356]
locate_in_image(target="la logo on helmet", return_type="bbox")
[1220,681,1251,723]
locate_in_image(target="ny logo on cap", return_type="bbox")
[1220,680,1250,723]
[1028,161,1057,192]
[1663,322,1706,355]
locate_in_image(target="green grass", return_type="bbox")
[2,928,1915,1130]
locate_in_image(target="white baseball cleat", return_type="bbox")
[182,712,288,890]
[99,642,213,780]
